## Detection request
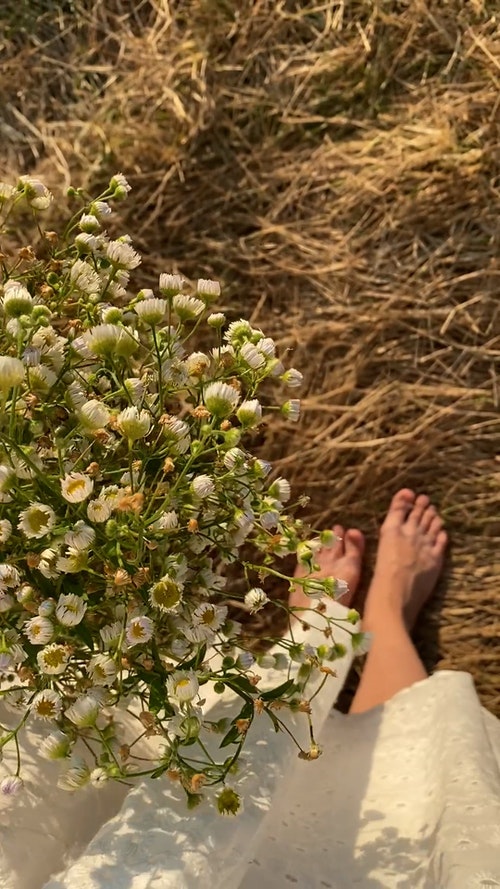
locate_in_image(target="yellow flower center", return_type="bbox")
[67,479,85,495]
[36,699,56,717]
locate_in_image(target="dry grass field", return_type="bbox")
[1,0,499,713]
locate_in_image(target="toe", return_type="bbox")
[330,525,345,559]
[420,504,437,533]
[432,529,448,557]
[344,528,365,558]
[407,494,431,528]
[382,489,416,529]
[429,514,444,540]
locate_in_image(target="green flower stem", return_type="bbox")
[151,325,164,414]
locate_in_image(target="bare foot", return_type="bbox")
[291,524,365,611]
[364,489,448,630]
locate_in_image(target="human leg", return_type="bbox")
[349,489,447,713]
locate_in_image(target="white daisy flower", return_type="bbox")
[87,654,118,687]
[74,232,102,254]
[223,447,246,470]
[83,323,122,356]
[0,464,14,501]
[24,616,54,645]
[159,273,184,294]
[70,258,101,294]
[78,213,101,233]
[172,293,205,321]
[351,631,373,657]
[100,620,123,648]
[18,502,56,539]
[153,510,179,531]
[0,356,25,391]
[268,477,291,502]
[196,278,221,298]
[185,351,210,377]
[57,756,91,791]
[191,474,215,499]
[260,509,280,530]
[166,670,199,704]
[37,546,61,579]
[37,643,70,675]
[90,768,109,787]
[161,417,191,453]
[207,312,226,328]
[126,615,154,645]
[256,336,276,358]
[55,593,87,627]
[281,367,303,388]
[0,519,12,543]
[22,345,41,366]
[0,563,20,590]
[11,449,43,480]
[39,730,71,760]
[0,776,24,796]
[0,182,16,202]
[78,399,111,430]
[0,593,14,613]
[56,547,88,574]
[281,399,301,422]
[134,297,167,325]
[65,694,99,727]
[244,588,269,613]
[28,364,57,393]
[203,381,240,417]
[149,575,183,613]
[64,521,95,550]
[89,200,112,219]
[123,377,144,404]
[61,472,94,503]
[110,172,131,193]
[236,399,262,427]
[31,689,62,721]
[106,239,141,269]
[87,498,112,523]
[19,175,52,210]
[240,342,266,369]
[116,406,151,441]
[192,602,227,631]
[67,381,87,409]
[2,281,34,317]
[224,319,253,344]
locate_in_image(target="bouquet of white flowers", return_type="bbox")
[0,174,363,813]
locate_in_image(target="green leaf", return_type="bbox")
[219,725,241,747]
[223,675,257,699]
[260,678,296,702]
[149,679,166,714]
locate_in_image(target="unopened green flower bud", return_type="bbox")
[32,305,51,322]
[223,429,241,448]
[103,307,123,324]
[190,440,204,457]
[105,519,118,538]
[319,529,336,547]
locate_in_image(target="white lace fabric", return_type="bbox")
[1,603,499,889]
